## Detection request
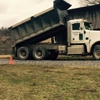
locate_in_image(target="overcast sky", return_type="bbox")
[0,0,80,28]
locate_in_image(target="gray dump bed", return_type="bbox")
[9,0,71,47]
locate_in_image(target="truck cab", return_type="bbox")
[67,19,91,44]
[67,19,100,59]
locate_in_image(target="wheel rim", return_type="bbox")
[93,45,100,59]
[35,50,42,58]
[96,49,100,56]
[20,50,27,58]
[17,47,30,60]
[32,47,47,60]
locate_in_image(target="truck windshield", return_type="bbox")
[84,22,91,30]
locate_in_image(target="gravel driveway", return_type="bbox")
[0,58,100,67]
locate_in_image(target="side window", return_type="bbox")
[72,23,80,30]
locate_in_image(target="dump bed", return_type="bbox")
[9,0,71,47]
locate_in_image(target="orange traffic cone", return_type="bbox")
[9,56,14,65]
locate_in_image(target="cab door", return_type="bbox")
[83,22,91,52]
[71,22,84,43]
[84,22,90,44]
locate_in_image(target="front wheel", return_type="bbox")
[93,45,100,60]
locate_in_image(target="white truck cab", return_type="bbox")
[67,19,100,59]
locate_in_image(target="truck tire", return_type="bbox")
[93,45,100,60]
[48,51,58,60]
[32,47,48,60]
[17,46,30,60]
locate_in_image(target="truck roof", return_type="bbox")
[68,19,90,23]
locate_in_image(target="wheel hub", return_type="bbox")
[96,49,100,56]
[36,50,42,57]
[21,50,26,56]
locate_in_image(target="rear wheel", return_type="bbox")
[17,46,30,60]
[93,44,100,60]
[32,47,48,60]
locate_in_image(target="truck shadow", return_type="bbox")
[13,56,96,61]
[56,59,94,61]
[57,56,95,61]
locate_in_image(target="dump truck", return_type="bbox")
[9,0,100,60]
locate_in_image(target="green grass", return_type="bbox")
[0,65,100,100]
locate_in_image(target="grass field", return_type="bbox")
[0,64,100,100]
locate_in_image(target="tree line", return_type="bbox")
[0,27,10,37]
[0,27,11,43]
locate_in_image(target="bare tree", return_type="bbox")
[0,27,9,37]
[0,27,11,43]
[80,0,100,6]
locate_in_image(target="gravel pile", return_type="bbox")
[0,58,100,67]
